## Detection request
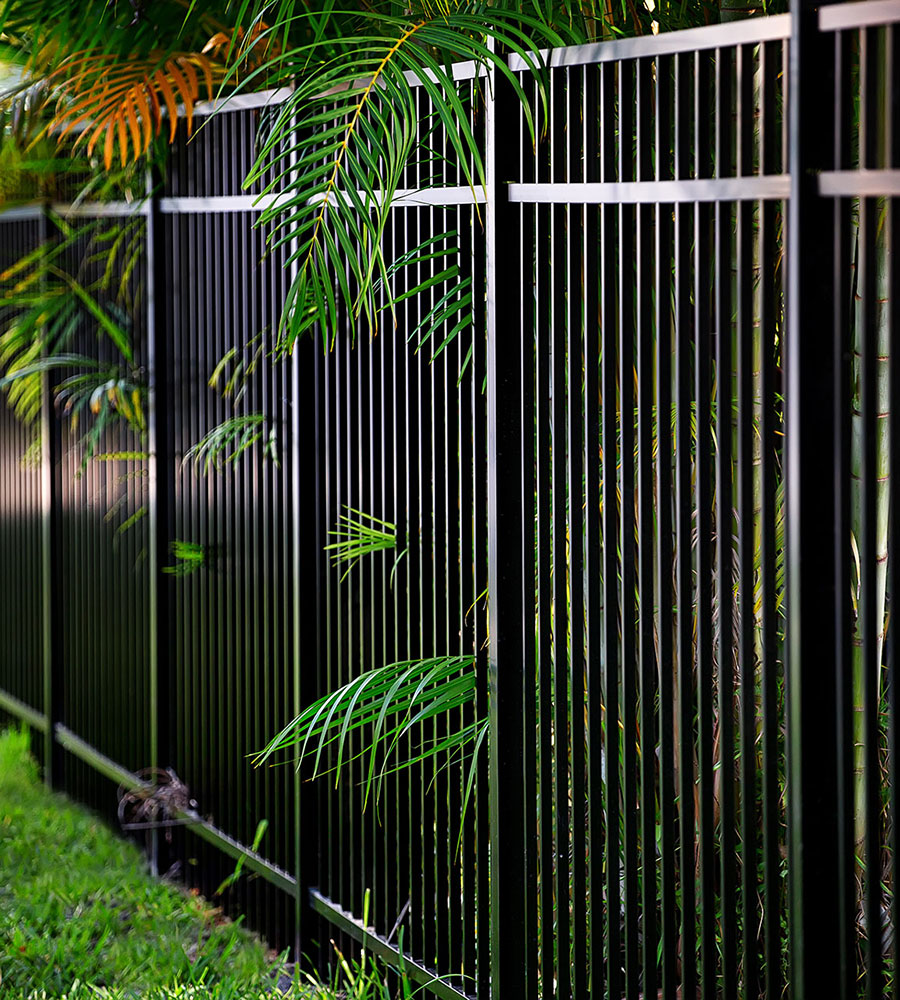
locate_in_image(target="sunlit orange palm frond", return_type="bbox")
[46,50,221,169]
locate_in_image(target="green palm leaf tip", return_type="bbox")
[324,505,401,581]
[183,413,274,474]
[162,538,207,576]
[254,654,480,811]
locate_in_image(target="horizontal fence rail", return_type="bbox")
[0,4,897,998]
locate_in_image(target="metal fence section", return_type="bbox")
[157,182,300,950]
[0,217,45,733]
[305,67,489,996]
[804,7,900,999]
[486,17,794,999]
[1,4,899,999]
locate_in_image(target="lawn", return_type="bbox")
[0,726,290,999]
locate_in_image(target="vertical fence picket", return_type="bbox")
[694,46,715,1000]
[890,32,900,1000]
[146,165,169,875]
[486,54,527,1000]
[833,25,855,1000]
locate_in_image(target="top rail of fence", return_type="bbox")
[185,58,484,120]
[185,86,294,118]
[820,0,900,31]
[508,12,791,70]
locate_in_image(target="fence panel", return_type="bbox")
[0,217,45,730]
[54,219,149,815]
[305,69,488,995]
[811,7,900,998]
[495,19,791,999]
[157,107,300,951]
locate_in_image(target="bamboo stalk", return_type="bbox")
[849,207,890,870]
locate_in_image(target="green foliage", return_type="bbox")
[379,229,475,380]
[1,727,425,997]
[0,350,146,467]
[0,727,280,997]
[0,1,276,177]
[291,891,418,1000]
[182,414,277,474]
[255,655,484,811]
[21,989,320,1000]
[0,213,145,463]
[0,214,140,363]
[231,4,562,352]
[0,133,60,203]
[162,539,208,577]
[207,336,265,405]
[110,502,147,544]
[215,819,269,897]
[324,506,405,582]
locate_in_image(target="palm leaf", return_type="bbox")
[183,413,276,474]
[324,506,402,581]
[0,214,141,432]
[1,0,279,173]
[254,654,481,812]
[162,538,209,577]
[47,50,220,168]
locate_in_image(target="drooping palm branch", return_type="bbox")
[226,4,562,351]
[182,413,279,474]
[0,213,145,460]
[254,654,483,813]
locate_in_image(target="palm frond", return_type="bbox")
[47,50,219,169]
[1,0,279,172]
[162,538,208,576]
[113,503,147,541]
[324,506,404,581]
[236,5,562,353]
[0,214,143,462]
[378,229,475,379]
[183,413,277,474]
[254,654,482,813]
[0,213,141,339]
[207,334,265,404]
[0,352,145,462]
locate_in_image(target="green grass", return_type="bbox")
[0,726,291,999]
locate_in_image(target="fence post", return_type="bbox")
[40,207,63,787]
[485,52,528,1000]
[786,2,842,996]
[146,165,171,874]
[285,93,317,962]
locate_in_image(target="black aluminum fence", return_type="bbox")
[0,3,898,998]
[492,19,790,1000]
